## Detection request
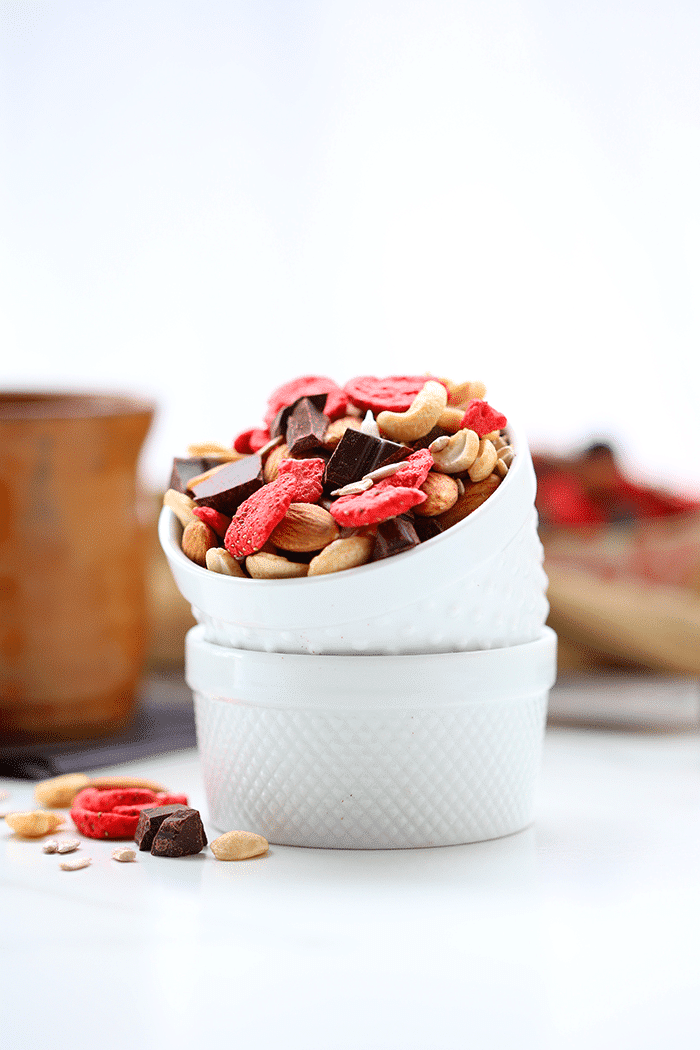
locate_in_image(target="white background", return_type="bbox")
[2,0,699,493]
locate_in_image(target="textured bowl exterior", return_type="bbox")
[160,421,549,654]
[186,626,557,849]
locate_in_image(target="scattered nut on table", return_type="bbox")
[60,856,91,872]
[111,847,137,863]
[5,811,65,838]
[210,830,269,861]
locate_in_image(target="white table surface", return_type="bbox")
[2,707,700,1050]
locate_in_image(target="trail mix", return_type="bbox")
[164,374,514,579]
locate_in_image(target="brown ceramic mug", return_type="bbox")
[0,392,154,739]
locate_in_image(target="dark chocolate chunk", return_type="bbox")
[270,393,329,440]
[135,805,193,852]
[150,808,208,857]
[324,429,410,490]
[190,454,263,515]
[169,457,224,494]
[285,397,328,455]
[371,515,421,561]
[412,515,445,542]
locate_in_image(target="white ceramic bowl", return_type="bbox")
[160,421,549,655]
[186,625,557,848]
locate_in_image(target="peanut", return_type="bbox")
[163,488,197,528]
[376,381,448,442]
[269,503,339,552]
[210,830,269,861]
[414,473,459,517]
[323,416,362,450]
[307,535,374,576]
[205,547,248,577]
[429,429,479,474]
[245,552,309,579]
[182,519,218,567]
[5,811,65,838]
[468,439,498,482]
[34,772,90,809]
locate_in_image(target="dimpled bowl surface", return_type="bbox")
[159,421,549,654]
[186,626,558,848]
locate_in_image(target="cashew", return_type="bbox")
[435,406,465,434]
[205,547,248,577]
[307,535,374,576]
[245,553,309,579]
[429,429,479,474]
[445,379,487,408]
[468,439,498,482]
[376,381,447,442]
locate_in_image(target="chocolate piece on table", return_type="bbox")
[324,429,410,490]
[270,393,329,440]
[150,808,208,858]
[135,805,193,852]
[190,454,263,515]
[412,516,445,543]
[285,397,329,455]
[170,457,225,494]
[371,515,421,561]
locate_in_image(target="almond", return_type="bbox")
[181,519,218,567]
[263,442,290,483]
[414,472,459,517]
[268,503,340,552]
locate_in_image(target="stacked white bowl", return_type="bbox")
[160,420,556,848]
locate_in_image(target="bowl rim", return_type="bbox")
[185,625,558,708]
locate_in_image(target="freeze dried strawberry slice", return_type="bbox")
[460,400,507,437]
[344,375,447,414]
[330,485,426,527]
[70,787,190,840]
[193,505,232,538]
[378,449,434,489]
[224,473,296,557]
[277,457,325,503]
[233,427,271,454]
[263,376,348,426]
